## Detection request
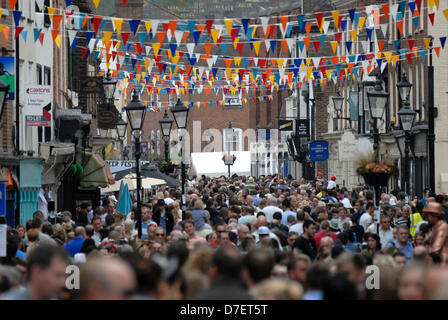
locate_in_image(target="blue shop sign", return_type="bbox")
[309,140,329,162]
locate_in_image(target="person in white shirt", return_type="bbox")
[289,211,306,236]
[377,215,394,247]
[164,190,174,206]
[341,192,353,209]
[360,202,375,232]
[262,197,283,223]
[327,176,337,190]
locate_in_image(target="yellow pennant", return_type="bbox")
[318,18,325,34]
[233,37,239,50]
[224,19,233,36]
[144,60,150,71]
[350,29,358,43]
[251,25,257,38]
[428,0,435,11]
[326,69,333,80]
[307,67,313,80]
[277,58,286,68]
[384,51,393,64]
[424,37,432,50]
[103,31,113,43]
[306,58,311,66]
[152,43,161,56]
[136,74,141,83]
[435,0,439,10]
[211,29,220,44]
[234,57,242,66]
[92,0,101,9]
[331,11,340,26]
[225,68,232,80]
[47,7,56,20]
[358,17,366,30]
[443,9,448,22]
[0,9,3,21]
[391,55,399,68]
[55,34,61,48]
[113,19,123,35]
[253,41,261,56]
[172,56,179,65]
[145,21,152,35]
[330,41,338,54]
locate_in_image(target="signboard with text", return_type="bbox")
[297,119,310,137]
[106,160,151,173]
[24,86,52,127]
[309,140,329,162]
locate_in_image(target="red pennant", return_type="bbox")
[405,52,413,64]
[122,0,127,6]
[335,32,342,44]
[415,0,422,12]
[205,20,214,35]
[81,48,89,59]
[434,47,441,57]
[204,43,212,55]
[313,41,320,53]
[53,15,63,30]
[135,43,142,56]
[51,29,59,42]
[92,16,103,36]
[162,23,169,33]
[231,28,239,42]
[330,57,339,65]
[428,12,435,26]
[315,12,324,29]
[14,26,23,40]
[258,58,267,69]
[408,39,415,49]
[121,32,130,46]
[38,32,44,45]
[237,43,245,56]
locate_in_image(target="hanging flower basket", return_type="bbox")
[361,172,391,187]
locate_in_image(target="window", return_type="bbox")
[36,0,51,27]
[223,91,242,109]
[44,67,51,85]
[36,64,42,85]
[38,127,51,143]
[28,62,34,84]
[223,127,242,152]
[156,130,161,155]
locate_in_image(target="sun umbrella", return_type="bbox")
[101,174,166,193]
[117,183,132,215]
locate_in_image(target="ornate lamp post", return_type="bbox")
[116,115,128,160]
[159,110,174,163]
[171,99,190,219]
[367,78,389,153]
[332,91,351,122]
[125,90,146,238]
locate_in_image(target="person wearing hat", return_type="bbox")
[424,202,448,264]
[327,176,337,190]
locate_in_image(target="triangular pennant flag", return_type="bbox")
[366,27,373,40]
[13,11,22,27]
[345,41,352,52]
[92,0,101,9]
[341,19,347,31]
[444,9,448,22]
[260,17,269,34]
[20,29,28,42]
[313,41,320,53]
[8,0,17,10]
[332,11,340,28]
[253,41,261,56]
[396,20,403,35]
[428,12,435,26]
[335,32,342,44]
[129,20,140,35]
[393,39,401,51]
[408,39,415,50]
[315,12,324,29]
[14,26,23,40]
[51,29,59,43]
[330,41,338,54]
[434,47,441,57]
[382,4,390,20]
[33,28,42,42]
[280,16,288,31]
[113,18,123,35]
[378,40,385,52]
[350,29,358,43]
[53,14,63,30]
[440,37,446,49]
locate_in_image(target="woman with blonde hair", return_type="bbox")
[171,201,182,225]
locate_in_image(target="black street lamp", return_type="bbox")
[102,70,116,103]
[171,98,190,219]
[125,90,146,239]
[332,91,351,121]
[116,115,128,161]
[159,110,173,162]
[367,78,389,153]
[223,121,236,177]
[398,99,417,196]
[396,72,412,104]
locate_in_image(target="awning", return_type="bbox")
[101,174,166,193]
[76,152,111,188]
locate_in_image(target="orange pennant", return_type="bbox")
[396,20,403,35]
[279,16,288,31]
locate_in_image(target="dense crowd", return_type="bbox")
[2,172,448,300]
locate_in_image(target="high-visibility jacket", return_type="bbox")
[410,212,424,238]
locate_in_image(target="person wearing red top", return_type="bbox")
[210,230,237,249]
[314,220,337,249]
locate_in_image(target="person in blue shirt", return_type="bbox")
[281,199,297,227]
[386,226,414,263]
[135,206,157,239]
[64,226,86,257]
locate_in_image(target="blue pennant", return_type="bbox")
[297,15,304,33]
[366,27,373,40]
[129,20,140,35]
[345,41,353,52]
[13,11,22,27]
[341,19,347,32]
[440,37,447,49]
[242,19,249,35]
[393,40,401,51]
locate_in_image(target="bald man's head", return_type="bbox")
[74,257,136,300]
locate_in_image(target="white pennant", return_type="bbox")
[36,0,44,11]
[89,39,96,53]
[174,30,183,46]
[68,30,77,46]
[35,12,44,28]
[380,23,388,38]
[186,43,195,56]
[253,58,258,66]
[390,4,399,22]
[166,29,172,42]
[264,39,271,52]
[286,38,294,54]
[312,57,320,69]
[151,20,160,33]
[260,17,270,35]
[361,41,369,53]
[206,58,214,69]
[145,45,152,56]
[322,20,331,34]
[212,55,219,65]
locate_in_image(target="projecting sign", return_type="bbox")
[309,140,329,162]
[278,120,294,131]
[297,119,310,137]
[24,86,52,127]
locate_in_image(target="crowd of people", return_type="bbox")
[2,172,448,300]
